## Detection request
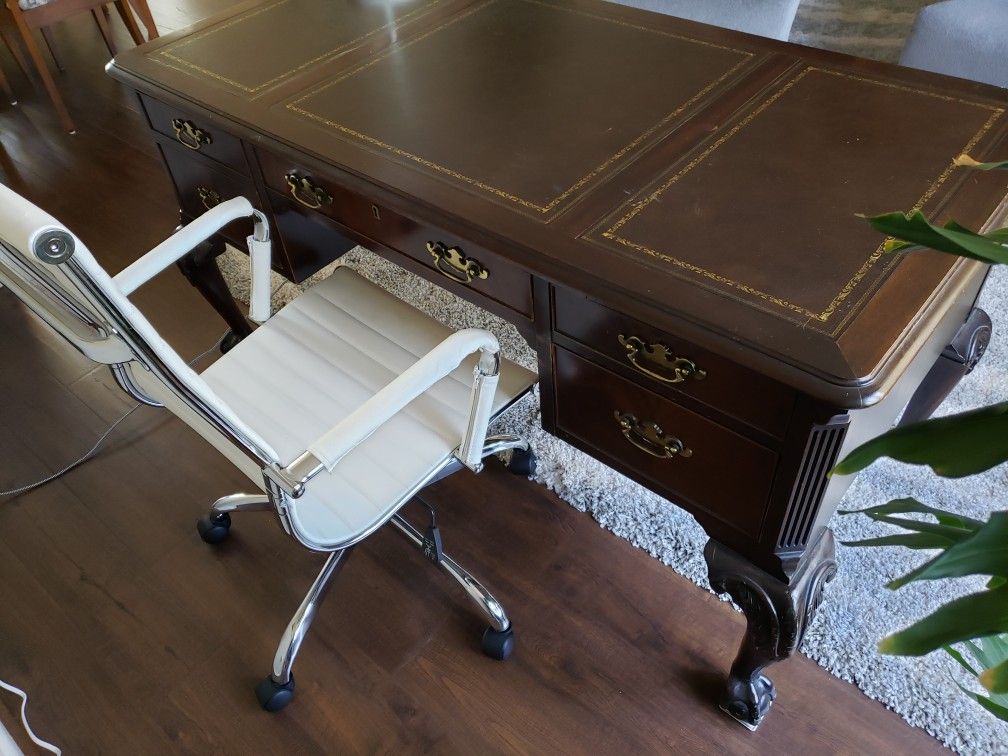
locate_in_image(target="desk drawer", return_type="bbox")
[160,139,260,250]
[141,94,248,175]
[553,287,793,437]
[554,347,775,532]
[257,149,533,316]
[269,190,357,282]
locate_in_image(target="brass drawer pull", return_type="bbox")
[426,241,489,284]
[614,411,692,459]
[618,334,706,385]
[285,173,333,210]
[171,118,213,151]
[196,185,220,210]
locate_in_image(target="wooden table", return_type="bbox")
[108,0,1008,730]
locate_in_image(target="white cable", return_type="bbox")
[0,332,226,499]
[0,679,60,755]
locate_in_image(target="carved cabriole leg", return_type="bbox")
[705,530,837,730]
[700,399,849,730]
[899,306,991,426]
[175,236,253,352]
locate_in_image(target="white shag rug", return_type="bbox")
[219,244,1008,754]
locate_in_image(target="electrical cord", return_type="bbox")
[0,331,229,756]
[0,332,227,500]
[0,679,60,755]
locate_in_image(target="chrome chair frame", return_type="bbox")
[0,190,535,711]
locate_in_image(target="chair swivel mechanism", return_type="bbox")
[0,184,537,711]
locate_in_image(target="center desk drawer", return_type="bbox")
[553,287,794,437]
[555,347,775,533]
[141,94,248,175]
[257,149,533,316]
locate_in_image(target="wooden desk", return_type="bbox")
[108,0,1008,730]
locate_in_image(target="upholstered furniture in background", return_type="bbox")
[900,0,1008,87]
[604,0,801,40]
[1,0,158,132]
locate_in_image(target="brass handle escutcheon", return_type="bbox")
[426,241,489,284]
[614,411,692,459]
[618,334,706,385]
[171,118,212,151]
[285,173,333,210]
[197,185,220,210]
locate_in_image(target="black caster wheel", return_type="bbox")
[255,674,295,712]
[196,512,231,544]
[219,330,244,354]
[504,447,536,477]
[481,626,515,661]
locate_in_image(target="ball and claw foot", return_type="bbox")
[481,626,515,661]
[256,674,295,712]
[720,673,777,731]
[196,512,231,544]
[503,447,536,477]
[219,330,243,354]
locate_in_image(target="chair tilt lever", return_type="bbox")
[389,511,515,660]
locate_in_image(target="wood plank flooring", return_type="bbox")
[0,4,944,753]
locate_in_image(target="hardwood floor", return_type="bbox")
[0,4,943,753]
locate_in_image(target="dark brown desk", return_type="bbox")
[109,0,1008,730]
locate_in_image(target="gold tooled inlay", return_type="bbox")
[285,0,754,215]
[599,66,1004,331]
[154,0,441,95]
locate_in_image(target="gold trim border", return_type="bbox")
[599,66,1005,327]
[285,0,754,214]
[154,0,441,95]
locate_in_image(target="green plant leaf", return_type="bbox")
[954,681,1008,722]
[955,154,1008,171]
[879,586,1008,655]
[842,533,956,549]
[944,644,980,676]
[840,498,984,529]
[860,211,1008,264]
[887,512,1008,588]
[981,659,1008,693]
[832,402,1008,478]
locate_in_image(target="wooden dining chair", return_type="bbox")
[1,0,158,133]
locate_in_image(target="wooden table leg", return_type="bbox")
[698,399,849,730]
[125,0,158,40]
[0,59,14,104]
[114,0,144,46]
[175,236,252,353]
[705,531,837,731]
[898,306,992,426]
[7,7,75,132]
[91,5,117,57]
[39,26,63,71]
[0,28,31,81]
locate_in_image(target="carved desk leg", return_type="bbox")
[899,306,991,426]
[175,236,252,353]
[705,530,837,730]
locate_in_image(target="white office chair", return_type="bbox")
[0,184,537,711]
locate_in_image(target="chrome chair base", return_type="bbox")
[198,436,535,712]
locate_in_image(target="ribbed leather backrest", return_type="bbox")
[0,183,280,465]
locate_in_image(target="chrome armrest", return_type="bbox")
[112,197,273,322]
[264,329,502,498]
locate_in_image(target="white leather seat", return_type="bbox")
[0,186,537,710]
[203,267,535,548]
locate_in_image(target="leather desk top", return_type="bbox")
[109,0,1008,406]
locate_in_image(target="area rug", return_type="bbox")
[218,242,1007,753]
[212,2,1008,751]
